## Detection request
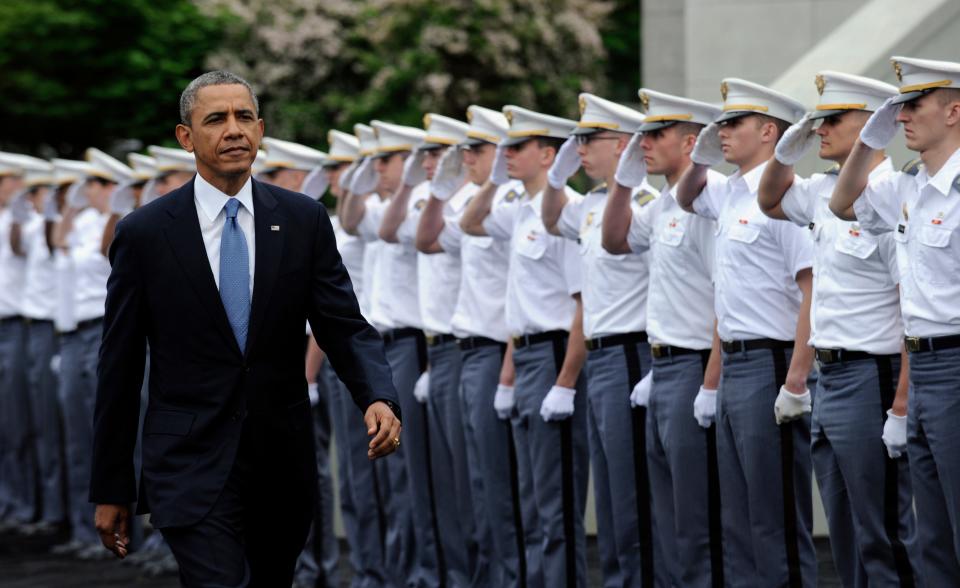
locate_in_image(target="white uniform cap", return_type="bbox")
[715,78,806,125]
[809,71,897,120]
[0,152,26,177]
[420,113,469,150]
[147,146,197,174]
[2,154,54,186]
[261,137,327,173]
[463,105,509,146]
[85,147,134,183]
[51,158,95,186]
[572,93,645,135]
[890,55,960,105]
[637,88,722,132]
[372,121,426,158]
[324,130,360,166]
[127,153,157,182]
[501,105,577,147]
[251,150,269,175]
[354,124,378,157]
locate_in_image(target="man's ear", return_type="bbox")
[945,99,960,128]
[759,120,779,144]
[255,119,265,150]
[681,132,697,156]
[175,124,194,153]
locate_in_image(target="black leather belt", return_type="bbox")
[23,318,55,326]
[382,327,422,345]
[426,333,457,347]
[721,338,793,353]
[0,315,23,325]
[815,348,898,364]
[512,330,567,349]
[585,331,648,351]
[457,336,505,351]
[650,343,708,359]
[905,334,960,354]
[76,317,104,331]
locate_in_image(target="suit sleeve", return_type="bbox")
[306,206,401,419]
[89,220,147,504]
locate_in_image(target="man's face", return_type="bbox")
[374,152,406,195]
[0,175,24,206]
[816,110,869,162]
[154,170,195,197]
[897,90,960,152]
[717,115,767,167]
[263,168,307,192]
[576,131,627,180]
[421,147,447,181]
[325,163,349,198]
[462,143,495,185]
[640,126,689,176]
[176,84,263,180]
[505,140,555,183]
[28,186,49,213]
[85,178,115,212]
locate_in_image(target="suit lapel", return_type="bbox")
[244,180,284,359]
[163,181,242,358]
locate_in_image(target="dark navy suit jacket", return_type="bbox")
[88,177,398,528]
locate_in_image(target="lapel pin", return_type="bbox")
[270,225,280,231]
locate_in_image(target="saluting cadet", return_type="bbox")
[50,148,132,559]
[675,79,818,587]
[759,71,921,587]
[342,121,438,586]
[602,89,726,587]
[416,105,530,588]
[100,153,155,256]
[830,56,960,583]
[140,146,197,207]
[539,93,664,588]
[461,106,588,588]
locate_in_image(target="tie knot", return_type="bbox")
[224,198,241,220]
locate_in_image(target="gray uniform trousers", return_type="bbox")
[295,360,341,588]
[458,341,526,588]
[717,344,816,588]
[647,349,724,588]
[426,339,474,588]
[512,333,589,588]
[584,339,663,588]
[0,318,37,524]
[25,319,66,525]
[327,357,389,588]
[57,319,102,544]
[811,354,920,588]
[907,344,960,583]
[381,331,439,587]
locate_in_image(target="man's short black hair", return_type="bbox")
[535,136,565,153]
[179,70,259,126]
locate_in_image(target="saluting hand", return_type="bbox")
[774,113,818,165]
[490,145,509,186]
[614,132,648,189]
[546,137,582,190]
[365,401,402,459]
[690,122,724,166]
[431,148,466,201]
[349,158,379,195]
[860,96,901,150]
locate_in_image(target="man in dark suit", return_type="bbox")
[89,70,402,587]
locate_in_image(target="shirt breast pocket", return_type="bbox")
[834,234,878,260]
[470,236,494,249]
[658,224,686,248]
[915,224,959,285]
[516,235,548,260]
[726,223,760,245]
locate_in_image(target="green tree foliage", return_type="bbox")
[0,0,225,157]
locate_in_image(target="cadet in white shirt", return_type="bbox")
[676,79,818,586]
[603,89,725,588]
[759,71,920,586]
[99,153,155,257]
[831,55,960,583]
[417,105,529,588]
[540,93,664,587]
[461,106,588,588]
[50,148,132,559]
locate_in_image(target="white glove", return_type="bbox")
[49,354,61,375]
[349,158,379,195]
[690,123,724,166]
[546,137,581,190]
[402,151,427,187]
[693,386,717,428]
[338,160,360,191]
[10,190,33,224]
[413,371,430,404]
[629,372,652,408]
[43,192,60,221]
[614,133,648,188]
[109,183,137,216]
[430,148,466,201]
[490,144,509,186]
[540,385,576,422]
[65,181,88,210]
[493,384,515,420]
[774,385,811,425]
[308,382,320,407]
[774,113,818,165]
[860,97,902,150]
[300,167,329,200]
[882,409,908,459]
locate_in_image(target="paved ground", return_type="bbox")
[0,528,841,587]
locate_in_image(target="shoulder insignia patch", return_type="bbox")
[503,189,519,203]
[414,199,427,211]
[633,190,655,207]
[901,158,924,176]
[823,163,841,176]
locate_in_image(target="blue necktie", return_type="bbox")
[219,198,250,352]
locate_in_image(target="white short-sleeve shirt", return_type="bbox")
[20,212,57,321]
[70,208,112,322]
[0,208,27,318]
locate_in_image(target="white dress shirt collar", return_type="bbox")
[917,147,960,196]
[728,160,767,194]
[194,172,255,221]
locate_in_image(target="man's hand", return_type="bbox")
[490,145,509,186]
[66,182,89,210]
[546,137,582,190]
[301,167,330,201]
[774,385,811,425]
[94,504,130,559]
[882,409,908,459]
[307,382,320,407]
[629,372,652,408]
[860,97,901,150]
[431,149,466,201]
[774,113,818,165]
[110,185,137,217]
[691,122,724,166]
[402,151,427,187]
[10,191,33,224]
[693,386,717,428]
[413,371,430,404]
[364,400,402,460]
[614,133,648,188]
[493,384,515,420]
[350,158,379,196]
[338,160,360,191]
[540,385,576,422]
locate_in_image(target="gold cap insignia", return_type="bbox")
[466,109,473,123]
[720,81,729,102]
[372,127,380,138]
[505,110,514,125]
[892,60,903,83]
[327,130,334,144]
[422,114,432,129]
[815,74,826,96]
[639,92,650,112]
[579,96,587,116]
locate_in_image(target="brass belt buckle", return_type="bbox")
[584,339,596,351]
[426,334,436,346]
[651,344,665,359]
[512,335,523,347]
[905,337,921,353]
